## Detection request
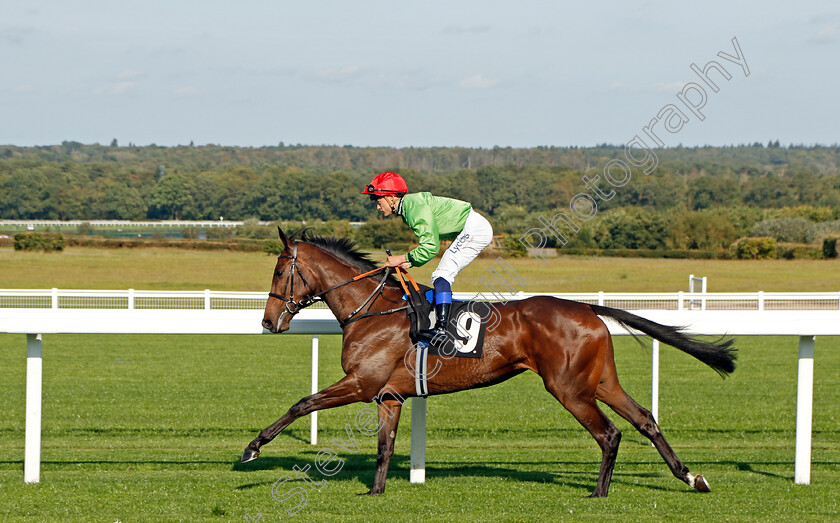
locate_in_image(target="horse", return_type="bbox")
[242,227,736,497]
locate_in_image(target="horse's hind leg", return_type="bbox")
[546,384,622,497]
[573,400,622,498]
[595,371,711,492]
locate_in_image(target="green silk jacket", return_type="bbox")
[398,192,472,267]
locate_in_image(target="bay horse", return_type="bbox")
[242,227,736,497]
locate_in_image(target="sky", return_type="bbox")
[1,1,838,148]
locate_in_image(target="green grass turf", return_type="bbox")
[3,246,840,292]
[1,333,838,521]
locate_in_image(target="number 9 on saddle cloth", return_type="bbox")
[403,283,491,359]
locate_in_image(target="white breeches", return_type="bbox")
[430,210,494,285]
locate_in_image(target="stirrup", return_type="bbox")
[418,327,449,348]
[418,325,446,340]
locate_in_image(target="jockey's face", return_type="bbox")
[373,195,399,217]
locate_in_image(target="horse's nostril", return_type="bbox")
[262,318,273,331]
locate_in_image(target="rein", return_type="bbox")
[267,242,408,327]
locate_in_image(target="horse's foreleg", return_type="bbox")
[242,375,367,462]
[364,399,403,495]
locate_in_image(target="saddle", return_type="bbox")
[402,280,491,359]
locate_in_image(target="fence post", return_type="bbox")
[204,289,211,310]
[651,339,660,423]
[794,335,815,485]
[758,291,765,311]
[25,334,43,484]
[310,335,319,446]
[128,288,135,310]
[410,397,427,483]
[51,288,58,310]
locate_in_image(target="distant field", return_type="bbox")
[2,246,840,292]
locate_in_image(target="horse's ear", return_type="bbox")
[288,225,309,242]
[278,227,289,250]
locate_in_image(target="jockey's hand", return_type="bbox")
[385,254,411,270]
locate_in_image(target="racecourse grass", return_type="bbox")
[3,246,840,292]
[2,246,840,520]
[1,333,838,521]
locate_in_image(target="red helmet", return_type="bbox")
[361,172,408,196]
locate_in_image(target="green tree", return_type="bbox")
[689,177,740,210]
[101,184,146,220]
[669,209,738,250]
[0,169,57,218]
[751,218,817,244]
[355,217,416,249]
[149,173,198,219]
[593,208,670,249]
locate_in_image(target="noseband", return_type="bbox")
[267,241,408,326]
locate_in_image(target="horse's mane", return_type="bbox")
[292,228,402,288]
[296,229,379,272]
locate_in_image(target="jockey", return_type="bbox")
[362,171,494,345]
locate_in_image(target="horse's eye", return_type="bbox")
[274,270,284,279]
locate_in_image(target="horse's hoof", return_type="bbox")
[693,474,711,492]
[241,447,260,463]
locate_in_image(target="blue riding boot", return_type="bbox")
[418,278,452,346]
[418,302,451,345]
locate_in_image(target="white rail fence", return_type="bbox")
[2,289,838,486]
[6,288,840,311]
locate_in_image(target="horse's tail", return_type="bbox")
[589,304,737,378]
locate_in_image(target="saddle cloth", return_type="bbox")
[404,288,491,359]
[405,288,494,398]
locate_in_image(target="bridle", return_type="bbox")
[267,242,408,327]
[268,242,317,315]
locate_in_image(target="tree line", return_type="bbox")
[1,142,840,251]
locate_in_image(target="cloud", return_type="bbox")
[523,26,554,38]
[0,26,35,45]
[117,70,143,81]
[370,70,443,91]
[93,70,144,95]
[458,75,499,89]
[813,24,838,44]
[311,65,366,84]
[610,81,685,93]
[809,13,839,25]
[13,84,33,93]
[441,24,490,35]
[111,81,134,94]
[174,86,198,96]
[649,81,686,92]
[94,81,135,95]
